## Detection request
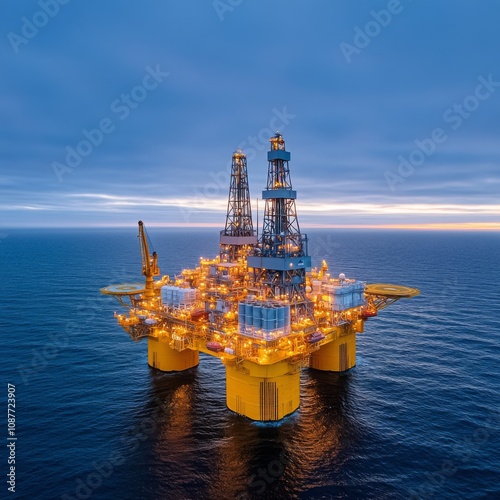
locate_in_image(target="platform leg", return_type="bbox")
[148,336,199,372]
[225,361,300,421]
[309,331,356,372]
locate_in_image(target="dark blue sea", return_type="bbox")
[1,229,499,500]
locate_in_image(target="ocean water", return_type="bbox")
[1,228,499,500]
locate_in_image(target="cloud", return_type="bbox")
[1,1,500,228]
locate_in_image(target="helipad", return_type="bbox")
[365,283,420,298]
[101,283,145,296]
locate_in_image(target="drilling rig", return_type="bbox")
[102,134,419,421]
[219,149,257,263]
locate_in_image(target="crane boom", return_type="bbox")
[138,220,159,298]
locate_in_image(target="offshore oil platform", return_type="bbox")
[102,133,419,421]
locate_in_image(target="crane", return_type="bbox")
[138,220,159,298]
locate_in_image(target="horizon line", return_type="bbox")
[1,223,500,231]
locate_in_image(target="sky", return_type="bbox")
[1,0,500,229]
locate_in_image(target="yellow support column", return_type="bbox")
[310,330,357,372]
[148,336,199,372]
[225,360,300,421]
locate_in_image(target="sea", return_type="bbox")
[1,228,499,500]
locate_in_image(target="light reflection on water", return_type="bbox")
[2,229,499,499]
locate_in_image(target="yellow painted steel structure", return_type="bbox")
[101,141,420,422]
[148,335,199,372]
[225,361,300,421]
[101,244,419,421]
[310,330,357,372]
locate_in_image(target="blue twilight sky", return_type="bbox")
[1,0,499,229]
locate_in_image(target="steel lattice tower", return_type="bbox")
[247,134,312,319]
[220,150,257,262]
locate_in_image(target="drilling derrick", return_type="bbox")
[247,133,312,321]
[220,150,257,262]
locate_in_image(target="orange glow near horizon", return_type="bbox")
[300,222,500,231]
[5,221,499,231]
[4,194,499,231]
[117,222,500,231]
